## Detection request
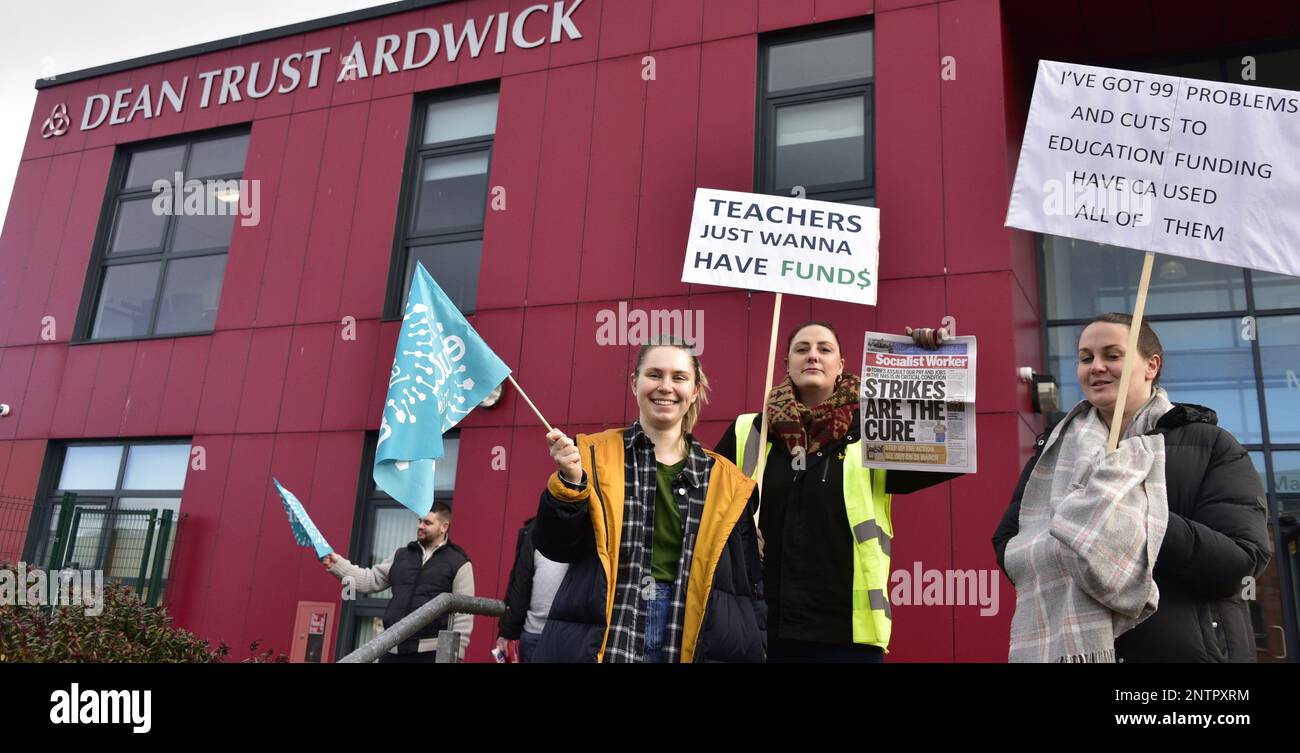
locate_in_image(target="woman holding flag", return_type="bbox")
[713,321,955,663]
[993,313,1270,662]
[531,339,765,662]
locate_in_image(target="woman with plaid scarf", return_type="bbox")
[530,340,765,662]
[994,314,1270,662]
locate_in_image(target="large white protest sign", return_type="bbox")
[1006,60,1300,278]
[681,188,881,305]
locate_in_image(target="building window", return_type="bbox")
[338,433,460,655]
[386,88,498,317]
[758,24,873,205]
[26,441,190,600]
[77,130,249,341]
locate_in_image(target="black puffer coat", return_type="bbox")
[993,403,1272,662]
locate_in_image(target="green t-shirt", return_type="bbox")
[651,458,688,583]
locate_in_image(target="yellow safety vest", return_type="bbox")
[735,413,894,650]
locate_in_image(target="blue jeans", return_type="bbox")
[519,630,542,663]
[643,582,674,663]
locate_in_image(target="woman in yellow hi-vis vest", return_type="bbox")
[714,321,955,662]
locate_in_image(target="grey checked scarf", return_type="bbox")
[602,422,711,663]
[1005,389,1172,663]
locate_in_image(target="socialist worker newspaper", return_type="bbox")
[860,331,978,474]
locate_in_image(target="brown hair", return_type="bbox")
[1085,313,1165,384]
[430,501,452,523]
[786,320,843,353]
[632,339,710,435]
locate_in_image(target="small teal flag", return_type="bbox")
[374,262,510,517]
[273,478,333,559]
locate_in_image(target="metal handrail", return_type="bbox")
[338,593,505,664]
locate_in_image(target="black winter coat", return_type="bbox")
[993,403,1271,662]
[497,519,536,641]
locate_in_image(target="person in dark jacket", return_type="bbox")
[533,340,765,663]
[714,322,956,663]
[495,517,568,662]
[993,313,1270,662]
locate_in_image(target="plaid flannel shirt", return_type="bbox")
[602,421,712,663]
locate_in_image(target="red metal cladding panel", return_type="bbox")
[9,152,81,348]
[214,52,263,130]
[568,301,634,425]
[249,35,309,122]
[156,336,213,436]
[77,70,136,151]
[526,63,597,306]
[703,0,759,41]
[42,147,114,346]
[744,293,812,414]
[598,0,652,58]
[337,95,410,323]
[292,431,366,608]
[946,271,1016,414]
[886,482,956,662]
[1149,0,1219,57]
[503,0,553,75]
[49,345,100,438]
[177,50,234,135]
[877,0,934,11]
[651,0,705,49]
[411,2,466,93]
[368,10,424,98]
[446,427,509,662]
[23,87,64,161]
[200,433,275,651]
[633,45,700,300]
[252,110,330,327]
[513,304,577,427]
[82,341,138,437]
[119,339,175,436]
[15,345,67,439]
[814,0,873,22]
[139,56,199,141]
[502,423,581,538]
[1013,273,1043,420]
[332,19,386,107]
[695,36,757,194]
[366,322,402,430]
[758,0,815,31]
[693,418,730,452]
[576,55,646,303]
[292,27,346,115]
[687,291,749,421]
[0,443,12,506]
[234,326,294,435]
[0,347,36,441]
[477,71,547,311]
[1221,0,1300,48]
[194,329,253,435]
[278,324,338,434]
[0,440,48,501]
[951,411,1022,662]
[113,68,168,146]
[0,158,53,346]
[455,308,525,429]
[875,5,944,281]
[873,275,946,336]
[322,318,381,432]
[456,0,510,84]
[939,0,1015,276]
[164,433,232,631]
[295,102,371,324]
[809,297,878,375]
[548,0,603,67]
[215,115,291,331]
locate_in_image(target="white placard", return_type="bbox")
[681,188,881,305]
[1006,60,1300,278]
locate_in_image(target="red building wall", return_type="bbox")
[0,0,1048,661]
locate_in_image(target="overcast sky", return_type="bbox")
[0,0,394,232]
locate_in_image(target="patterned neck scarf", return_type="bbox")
[1005,388,1172,662]
[765,373,861,456]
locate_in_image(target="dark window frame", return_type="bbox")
[756,19,875,205]
[74,125,250,344]
[335,430,460,657]
[383,84,499,320]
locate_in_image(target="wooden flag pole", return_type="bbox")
[1106,251,1156,452]
[754,293,783,494]
[507,374,553,433]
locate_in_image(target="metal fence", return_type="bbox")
[0,493,186,607]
